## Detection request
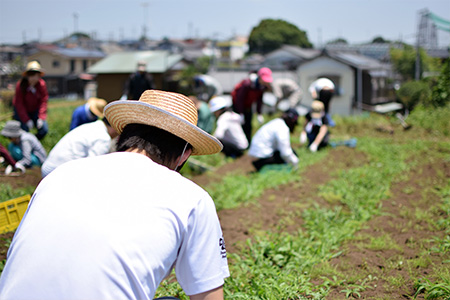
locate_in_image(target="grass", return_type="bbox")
[1,99,450,299]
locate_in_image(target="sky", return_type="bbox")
[1,0,450,48]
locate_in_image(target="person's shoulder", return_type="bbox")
[22,131,39,141]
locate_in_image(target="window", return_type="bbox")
[52,60,60,68]
[70,60,75,72]
[83,60,88,71]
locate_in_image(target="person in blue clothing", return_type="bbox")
[69,97,107,130]
[308,78,336,127]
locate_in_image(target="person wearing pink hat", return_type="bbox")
[231,67,273,142]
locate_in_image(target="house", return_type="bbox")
[298,49,395,116]
[26,45,105,97]
[215,36,249,63]
[263,45,321,70]
[0,45,24,88]
[87,50,184,101]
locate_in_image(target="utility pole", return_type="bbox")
[73,13,79,33]
[141,2,149,40]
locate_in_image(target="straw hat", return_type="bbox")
[311,100,325,119]
[1,120,24,138]
[87,97,107,118]
[104,90,223,156]
[23,61,45,76]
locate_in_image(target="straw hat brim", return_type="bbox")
[104,100,223,156]
[88,98,106,118]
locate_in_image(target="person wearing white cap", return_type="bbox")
[69,97,108,130]
[193,74,224,102]
[209,96,248,158]
[0,90,229,300]
[308,77,336,127]
[231,67,273,142]
[299,100,330,152]
[12,61,49,140]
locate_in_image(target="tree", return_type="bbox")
[372,36,390,43]
[390,44,441,81]
[396,81,431,111]
[327,38,348,45]
[431,59,450,107]
[248,19,312,54]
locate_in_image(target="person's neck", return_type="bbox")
[125,148,171,169]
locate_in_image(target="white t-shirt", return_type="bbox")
[248,118,299,165]
[0,152,229,299]
[214,111,249,150]
[41,120,112,178]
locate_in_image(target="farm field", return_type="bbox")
[0,100,449,299]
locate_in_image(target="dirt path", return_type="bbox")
[190,148,449,299]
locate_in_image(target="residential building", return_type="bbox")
[87,50,184,101]
[26,45,105,97]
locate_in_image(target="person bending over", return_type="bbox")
[0,90,229,300]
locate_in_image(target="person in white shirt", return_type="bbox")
[209,96,248,158]
[248,108,300,172]
[0,90,229,300]
[308,77,336,126]
[41,118,119,178]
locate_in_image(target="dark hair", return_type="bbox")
[19,77,30,95]
[318,89,334,103]
[116,124,192,166]
[282,109,299,133]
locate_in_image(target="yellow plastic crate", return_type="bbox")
[0,195,31,234]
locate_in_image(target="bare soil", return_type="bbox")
[0,145,448,299]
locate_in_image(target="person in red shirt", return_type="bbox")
[231,67,273,143]
[13,61,49,140]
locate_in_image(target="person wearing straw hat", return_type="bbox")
[0,90,229,300]
[12,61,49,140]
[299,100,330,152]
[248,108,300,172]
[0,120,47,171]
[41,117,119,178]
[69,97,108,130]
[209,96,248,158]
